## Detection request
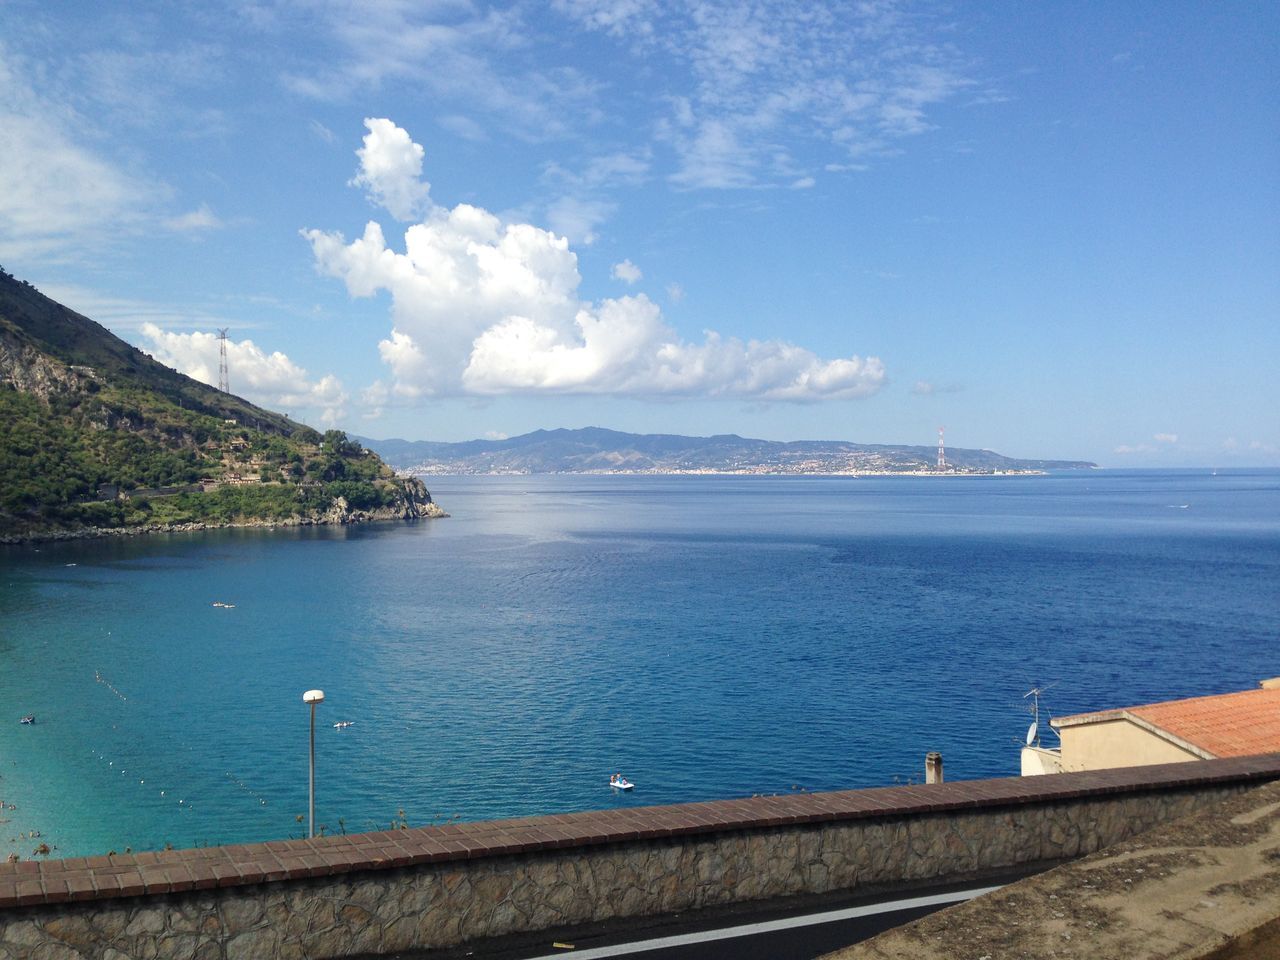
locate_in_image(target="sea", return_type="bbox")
[0,469,1276,859]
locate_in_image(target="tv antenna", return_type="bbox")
[1023,681,1058,748]
[217,328,230,394]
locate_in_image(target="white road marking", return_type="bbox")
[525,884,1003,958]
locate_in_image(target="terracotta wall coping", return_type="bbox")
[2,753,1277,910]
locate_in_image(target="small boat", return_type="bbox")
[609,776,634,790]
[333,721,355,729]
[19,715,34,725]
[211,601,236,609]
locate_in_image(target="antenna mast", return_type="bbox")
[937,426,946,471]
[1023,681,1058,748]
[217,328,230,394]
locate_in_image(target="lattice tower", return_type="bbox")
[217,328,230,394]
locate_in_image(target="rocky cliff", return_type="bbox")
[320,478,448,524]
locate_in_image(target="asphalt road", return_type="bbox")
[384,870,1042,960]
[515,886,1000,959]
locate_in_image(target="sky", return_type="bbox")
[0,1,1276,466]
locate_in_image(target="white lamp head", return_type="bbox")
[303,689,325,704]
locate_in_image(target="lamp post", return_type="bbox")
[302,689,324,839]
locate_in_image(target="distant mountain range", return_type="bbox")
[356,427,1097,475]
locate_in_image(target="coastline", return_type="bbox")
[408,468,1051,478]
[0,502,448,547]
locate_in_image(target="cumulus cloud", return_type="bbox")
[140,324,348,424]
[304,119,885,402]
[1153,432,1178,444]
[350,119,433,221]
[612,259,643,284]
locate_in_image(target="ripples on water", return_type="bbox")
[0,470,1276,857]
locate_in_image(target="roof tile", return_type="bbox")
[1059,687,1280,758]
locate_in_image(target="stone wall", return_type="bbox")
[2,754,1278,959]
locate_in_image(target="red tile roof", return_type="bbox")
[1055,687,1280,758]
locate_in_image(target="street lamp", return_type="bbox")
[303,689,324,839]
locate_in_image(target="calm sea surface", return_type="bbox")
[0,470,1277,858]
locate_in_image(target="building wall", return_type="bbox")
[1020,745,1065,775]
[1056,718,1202,771]
[1,755,1277,959]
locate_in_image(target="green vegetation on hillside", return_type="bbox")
[0,269,429,539]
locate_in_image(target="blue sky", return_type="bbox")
[1,1,1275,465]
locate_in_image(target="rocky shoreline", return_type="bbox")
[0,493,447,546]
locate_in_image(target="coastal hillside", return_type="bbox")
[358,427,1098,475]
[0,269,442,540]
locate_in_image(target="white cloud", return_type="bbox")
[309,119,338,144]
[572,2,972,189]
[545,195,615,245]
[0,44,153,260]
[666,282,685,303]
[790,176,815,189]
[0,38,240,262]
[35,286,176,331]
[437,114,488,142]
[359,380,390,420]
[612,259,643,284]
[350,118,433,222]
[912,379,962,396]
[165,203,223,232]
[484,430,509,440]
[546,151,652,190]
[540,151,650,241]
[140,324,348,424]
[275,3,595,142]
[1114,444,1155,455]
[1153,432,1178,444]
[305,119,885,403]
[551,0,656,38]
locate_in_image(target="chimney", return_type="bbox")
[925,752,944,784]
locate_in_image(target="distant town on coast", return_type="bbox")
[357,427,1099,477]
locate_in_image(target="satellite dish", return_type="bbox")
[1026,721,1038,746]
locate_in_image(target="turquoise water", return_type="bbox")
[0,470,1277,859]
